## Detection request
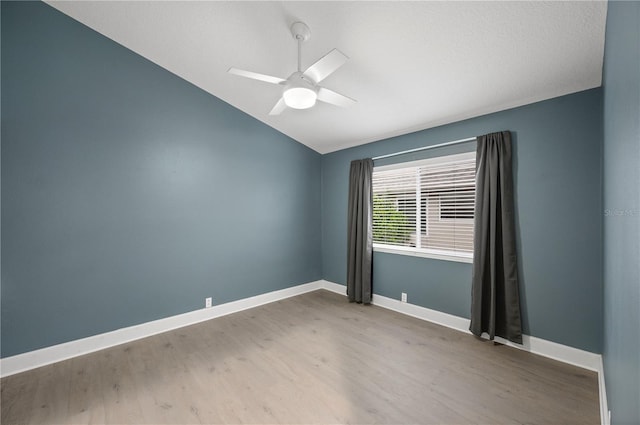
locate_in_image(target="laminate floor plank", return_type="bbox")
[64,352,106,425]
[27,358,72,425]
[0,365,40,424]
[1,290,599,424]
[98,345,145,424]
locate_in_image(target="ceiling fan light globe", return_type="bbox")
[283,87,317,109]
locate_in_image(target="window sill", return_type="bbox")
[373,244,473,264]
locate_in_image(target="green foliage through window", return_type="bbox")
[372,195,411,245]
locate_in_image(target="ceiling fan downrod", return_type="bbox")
[290,21,311,73]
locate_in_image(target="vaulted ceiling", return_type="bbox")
[45,1,607,153]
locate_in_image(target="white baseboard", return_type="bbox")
[371,290,471,333]
[321,280,348,296]
[0,280,324,378]
[317,280,608,425]
[320,280,601,370]
[597,356,610,425]
[0,278,609,425]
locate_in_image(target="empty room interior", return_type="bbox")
[1,1,639,424]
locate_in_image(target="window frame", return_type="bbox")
[372,151,476,264]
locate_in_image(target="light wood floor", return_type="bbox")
[1,290,599,424]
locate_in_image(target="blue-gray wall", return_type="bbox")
[1,2,322,358]
[322,89,604,353]
[602,2,640,424]
[0,0,612,366]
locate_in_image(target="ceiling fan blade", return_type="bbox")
[317,87,357,108]
[269,98,287,115]
[303,49,348,83]
[228,67,286,85]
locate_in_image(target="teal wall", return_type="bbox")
[0,1,612,366]
[322,89,604,353]
[602,2,640,424]
[1,2,322,357]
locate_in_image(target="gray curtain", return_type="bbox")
[470,131,523,344]
[347,158,373,304]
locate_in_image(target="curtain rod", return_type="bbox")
[372,137,476,161]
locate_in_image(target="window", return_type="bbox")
[372,152,476,262]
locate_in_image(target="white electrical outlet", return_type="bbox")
[205,297,212,308]
[401,292,408,303]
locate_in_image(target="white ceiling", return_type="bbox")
[45,1,607,154]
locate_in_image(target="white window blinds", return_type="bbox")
[372,152,476,260]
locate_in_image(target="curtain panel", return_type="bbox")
[470,131,523,344]
[346,158,374,304]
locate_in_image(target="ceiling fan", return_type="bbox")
[228,21,356,115]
